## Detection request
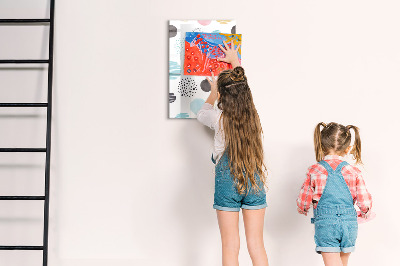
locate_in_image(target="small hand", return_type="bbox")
[297,207,308,216]
[218,40,241,67]
[205,72,218,105]
[206,72,218,95]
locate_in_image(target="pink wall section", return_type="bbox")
[0,0,399,265]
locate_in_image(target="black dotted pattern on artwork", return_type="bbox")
[178,78,197,97]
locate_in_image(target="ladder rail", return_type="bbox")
[43,0,55,265]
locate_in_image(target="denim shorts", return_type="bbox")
[213,154,267,212]
[312,209,358,253]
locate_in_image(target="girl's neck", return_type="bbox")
[325,152,346,157]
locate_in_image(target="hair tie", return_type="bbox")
[346,125,352,136]
[225,81,246,88]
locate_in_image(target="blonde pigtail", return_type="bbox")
[347,125,362,164]
[314,122,326,162]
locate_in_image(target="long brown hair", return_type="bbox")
[314,122,362,164]
[217,66,267,194]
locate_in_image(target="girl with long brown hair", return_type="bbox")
[297,122,373,266]
[197,41,268,266]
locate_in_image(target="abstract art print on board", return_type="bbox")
[169,20,237,119]
[184,32,241,76]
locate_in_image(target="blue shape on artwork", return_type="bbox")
[175,113,190,119]
[212,30,221,33]
[190,98,205,115]
[169,61,181,74]
[169,60,181,80]
[185,32,241,60]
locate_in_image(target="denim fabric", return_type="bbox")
[212,151,267,211]
[312,160,358,254]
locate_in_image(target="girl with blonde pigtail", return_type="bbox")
[297,122,373,266]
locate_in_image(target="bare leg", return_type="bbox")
[340,252,351,266]
[216,210,240,266]
[321,252,343,266]
[242,208,269,266]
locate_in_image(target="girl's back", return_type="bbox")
[197,40,270,266]
[297,154,372,216]
[297,122,373,266]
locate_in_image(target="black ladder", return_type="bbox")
[0,1,55,265]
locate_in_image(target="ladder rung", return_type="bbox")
[0,103,48,107]
[0,148,46,152]
[0,19,50,23]
[0,60,49,64]
[0,196,45,200]
[0,245,44,250]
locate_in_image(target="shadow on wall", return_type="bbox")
[172,121,216,266]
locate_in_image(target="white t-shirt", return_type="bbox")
[197,103,225,163]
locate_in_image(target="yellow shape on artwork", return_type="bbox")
[217,20,231,24]
[220,33,242,54]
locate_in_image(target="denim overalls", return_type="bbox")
[211,151,267,212]
[311,160,358,254]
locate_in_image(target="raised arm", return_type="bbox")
[205,72,218,105]
[198,40,240,128]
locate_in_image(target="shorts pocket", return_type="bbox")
[214,170,240,208]
[215,171,236,193]
[314,218,340,247]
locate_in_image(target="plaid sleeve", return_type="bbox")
[297,168,314,216]
[354,167,373,218]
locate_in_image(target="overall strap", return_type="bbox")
[215,149,229,170]
[318,160,333,174]
[313,159,355,219]
[334,161,349,173]
[211,153,216,164]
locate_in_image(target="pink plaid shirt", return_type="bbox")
[297,155,372,218]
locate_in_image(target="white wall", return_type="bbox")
[1,0,399,265]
